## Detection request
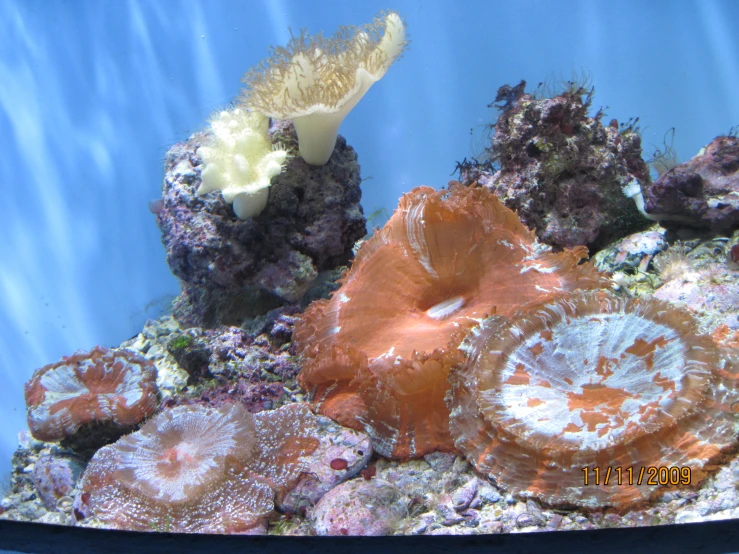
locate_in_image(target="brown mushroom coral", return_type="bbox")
[448,291,739,509]
[76,403,320,533]
[24,346,158,443]
[294,182,610,459]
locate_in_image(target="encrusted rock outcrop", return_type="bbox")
[155,120,366,329]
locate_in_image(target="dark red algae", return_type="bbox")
[330,458,349,470]
[730,244,739,263]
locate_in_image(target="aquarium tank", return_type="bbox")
[2,0,739,544]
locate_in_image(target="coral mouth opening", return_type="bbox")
[425,296,465,320]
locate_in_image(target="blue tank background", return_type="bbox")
[1,0,738,476]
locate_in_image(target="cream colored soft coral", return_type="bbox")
[241,11,407,166]
[197,108,288,219]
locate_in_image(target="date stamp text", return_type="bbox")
[582,466,691,486]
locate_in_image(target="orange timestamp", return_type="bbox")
[582,466,692,486]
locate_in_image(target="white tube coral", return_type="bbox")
[197,108,288,219]
[241,11,408,166]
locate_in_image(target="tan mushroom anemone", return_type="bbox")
[448,291,739,509]
[294,182,610,460]
[241,11,407,166]
[77,403,320,533]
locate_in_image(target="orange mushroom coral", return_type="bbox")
[294,182,610,459]
[448,291,739,509]
[24,346,158,443]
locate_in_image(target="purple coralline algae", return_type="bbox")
[643,135,739,232]
[155,120,366,329]
[32,453,84,511]
[280,414,373,515]
[650,239,739,333]
[461,81,650,250]
[310,478,410,536]
[161,324,301,413]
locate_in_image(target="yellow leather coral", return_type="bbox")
[197,109,288,219]
[241,11,407,166]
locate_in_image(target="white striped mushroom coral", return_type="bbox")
[24,346,158,443]
[294,182,610,460]
[241,11,407,166]
[448,290,739,509]
[75,403,319,533]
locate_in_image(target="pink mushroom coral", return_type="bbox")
[448,291,739,509]
[24,346,158,443]
[294,182,610,460]
[76,403,319,533]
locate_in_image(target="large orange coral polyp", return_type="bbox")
[295,182,610,459]
[448,291,739,509]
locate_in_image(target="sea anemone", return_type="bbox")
[652,241,695,283]
[76,403,320,533]
[24,346,158,443]
[448,291,739,509]
[294,182,610,459]
[241,11,408,165]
